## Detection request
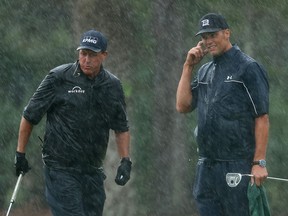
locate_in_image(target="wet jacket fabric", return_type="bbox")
[23,61,129,169]
[191,45,269,160]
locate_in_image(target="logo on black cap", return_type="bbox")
[201,19,210,27]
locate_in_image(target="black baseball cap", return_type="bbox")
[195,13,229,36]
[77,30,107,52]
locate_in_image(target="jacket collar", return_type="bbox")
[213,44,239,64]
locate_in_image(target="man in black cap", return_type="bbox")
[176,13,269,215]
[14,29,132,216]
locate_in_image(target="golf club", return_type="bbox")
[226,173,288,187]
[5,172,23,216]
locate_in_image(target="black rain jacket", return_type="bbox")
[23,61,129,169]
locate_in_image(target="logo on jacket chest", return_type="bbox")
[226,75,233,80]
[68,86,85,94]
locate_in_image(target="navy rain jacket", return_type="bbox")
[191,45,269,160]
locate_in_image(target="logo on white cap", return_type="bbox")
[201,19,210,27]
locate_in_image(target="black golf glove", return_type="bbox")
[15,151,30,176]
[115,157,132,186]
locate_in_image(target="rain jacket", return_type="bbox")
[23,61,129,169]
[247,184,271,216]
[191,45,269,160]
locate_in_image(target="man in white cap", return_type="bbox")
[15,29,132,216]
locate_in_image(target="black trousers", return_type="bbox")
[193,158,251,216]
[44,166,106,216]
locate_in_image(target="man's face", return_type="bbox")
[78,49,107,78]
[200,29,231,57]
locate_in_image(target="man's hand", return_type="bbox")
[15,151,30,176]
[185,41,208,66]
[115,157,132,186]
[251,165,268,186]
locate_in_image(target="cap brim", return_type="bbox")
[195,28,222,36]
[76,46,102,53]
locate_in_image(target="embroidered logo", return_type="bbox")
[68,86,85,94]
[226,75,233,80]
[82,36,98,44]
[201,19,210,27]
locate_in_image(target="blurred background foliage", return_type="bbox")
[0,0,288,215]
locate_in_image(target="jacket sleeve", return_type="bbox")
[23,71,57,125]
[243,62,269,117]
[191,74,199,111]
[109,80,129,132]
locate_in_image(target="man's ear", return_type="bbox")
[102,51,108,60]
[224,29,231,38]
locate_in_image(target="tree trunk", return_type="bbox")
[150,1,195,215]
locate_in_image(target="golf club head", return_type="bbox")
[226,173,242,187]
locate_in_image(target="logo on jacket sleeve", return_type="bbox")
[68,86,85,94]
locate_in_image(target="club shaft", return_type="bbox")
[5,204,12,216]
[6,173,23,216]
[10,173,23,202]
[242,174,288,182]
[267,176,288,182]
